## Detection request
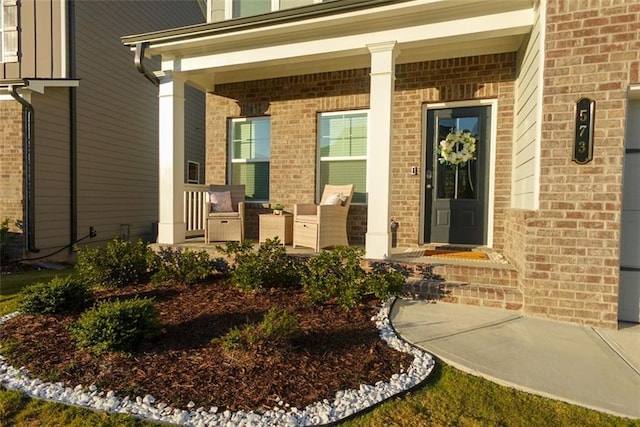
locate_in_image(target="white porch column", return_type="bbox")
[365,41,398,259]
[157,72,186,244]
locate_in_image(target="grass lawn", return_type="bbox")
[0,268,74,316]
[1,269,639,427]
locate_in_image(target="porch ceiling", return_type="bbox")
[123,0,535,88]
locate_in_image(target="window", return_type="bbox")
[187,161,200,184]
[229,117,270,201]
[224,0,323,19]
[318,110,368,204]
[1,0,18,63]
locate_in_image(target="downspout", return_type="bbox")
[9,84,39,253]
[68,0,78,250]
[135,42,159,87]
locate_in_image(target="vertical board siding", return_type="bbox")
[51,0,65,77]
[0,0,63,79]
[512,1,543,210]
[35,0,53,78]
[73,1,204,243]
[19,0,36,77]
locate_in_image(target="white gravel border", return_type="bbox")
[0,298,434,426]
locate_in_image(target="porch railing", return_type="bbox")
[184,184,208,237]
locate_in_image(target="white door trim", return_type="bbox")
[421,99,497,247]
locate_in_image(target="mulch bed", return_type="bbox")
[0,279,413,412]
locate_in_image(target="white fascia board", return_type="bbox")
[166,9,533,74]
[25,79,80,94]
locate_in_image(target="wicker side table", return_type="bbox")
[259,213,293,245]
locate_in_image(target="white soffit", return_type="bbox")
[140,0,535,84]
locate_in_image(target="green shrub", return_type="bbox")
[151,247,228,286]
[301,246,367,309]
[260,307,301,344]
[302,247,407,309]
[69,298,161,354]
[219,239,302,291]
[215,307,300,351]
[0,217,15,264]
[75,238,155,288]
[18,276,94,315]
[365,261,407,301]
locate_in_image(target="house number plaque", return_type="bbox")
[573,97,595,164]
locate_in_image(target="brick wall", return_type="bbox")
[207,55,516,245]
[207,70,371,243]
[0,101,24,239]
[503,209,530,296]
[511,0,640,328]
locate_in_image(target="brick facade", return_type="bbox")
[504,0,640,328]
[200,0,639,328]
[0,101,24,246]
[206,54,517,245]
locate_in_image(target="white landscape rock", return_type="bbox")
[0,298,434,426]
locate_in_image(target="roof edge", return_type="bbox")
[121,0,412,46]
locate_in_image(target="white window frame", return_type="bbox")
[317,109,369,204]
[228,116,271,202]
[0,0,5,62]
[1,0,19,64]
[223,0,324,19]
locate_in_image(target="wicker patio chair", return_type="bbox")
[204,184,245,243]
[293,184,354,252]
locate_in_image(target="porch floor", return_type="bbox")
[166,238,513,269]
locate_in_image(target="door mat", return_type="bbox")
[424,249,489,260]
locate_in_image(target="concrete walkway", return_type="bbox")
[390,299,640,420]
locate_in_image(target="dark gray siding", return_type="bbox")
[185,84,205,184]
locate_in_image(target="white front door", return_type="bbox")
[619,99,640,323]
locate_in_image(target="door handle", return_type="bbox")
[426,169,433,189]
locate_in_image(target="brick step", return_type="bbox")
[404,278,523,311]
[396,261,523,311]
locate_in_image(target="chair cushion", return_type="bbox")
[210,191,234,213]
[322,192,347,206]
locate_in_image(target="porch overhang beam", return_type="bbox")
[154,8,532,77]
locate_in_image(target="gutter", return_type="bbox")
[9,83,39,253]
[134,42,159,86]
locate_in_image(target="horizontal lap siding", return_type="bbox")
[31,89,71,252]
[512,0,543,210]
[73,1,204,244]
